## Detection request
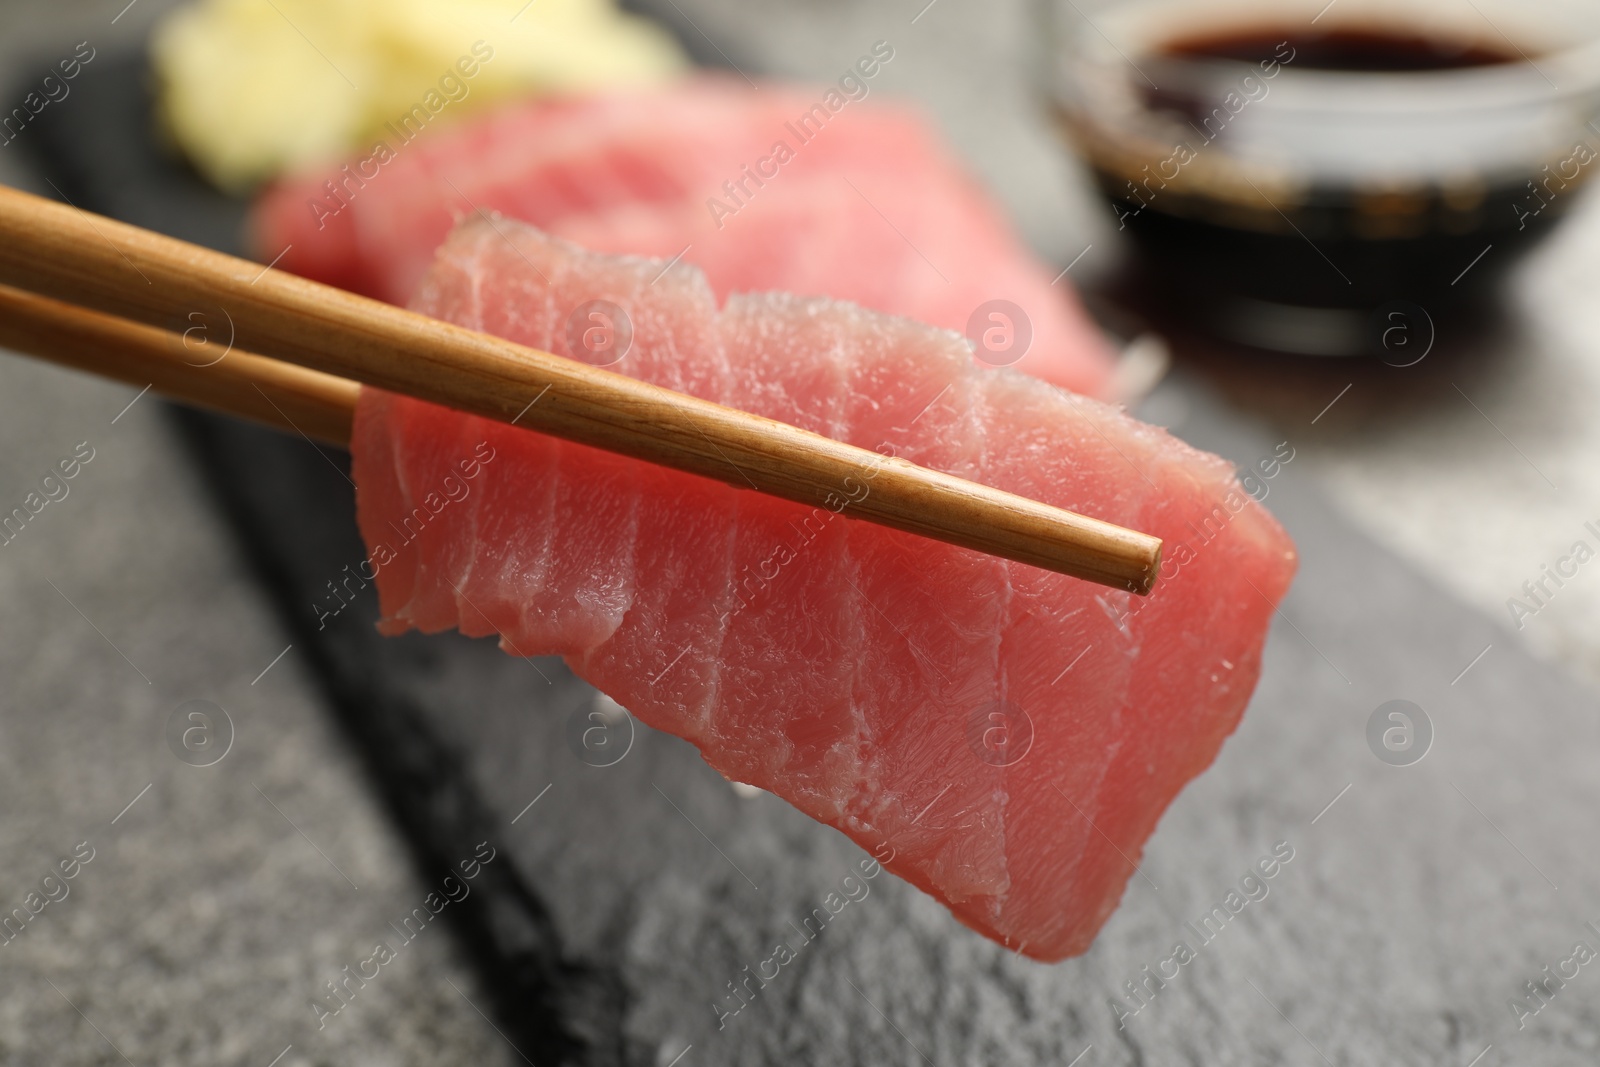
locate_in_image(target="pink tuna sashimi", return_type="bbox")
[253,77,1117,397]
[351,217,1297,961]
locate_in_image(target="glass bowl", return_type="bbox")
[1040,0,1600,355]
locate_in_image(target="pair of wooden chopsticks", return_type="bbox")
[0,185,1162,594]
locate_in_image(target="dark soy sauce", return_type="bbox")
[1079,22,1585,353]
[1164,27,1519,72]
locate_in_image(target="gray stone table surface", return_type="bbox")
[0,348,522,1065]
[0,5,512,1067]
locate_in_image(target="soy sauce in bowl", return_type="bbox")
[1166,26,1518,72]
[1046,1,1600,355]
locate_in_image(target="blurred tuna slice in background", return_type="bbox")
[253,79,1120,397]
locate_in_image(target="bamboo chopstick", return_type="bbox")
[0,185,1163,594]
[0,284,357,445]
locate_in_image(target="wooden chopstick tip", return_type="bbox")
[1131,540,1162,596]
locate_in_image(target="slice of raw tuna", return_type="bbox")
[252,77,1118,397]
[350,217,1296,961]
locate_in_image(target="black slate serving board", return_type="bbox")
[18,46,1600,1067]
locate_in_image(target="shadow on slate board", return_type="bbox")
[21,47,1600,1067]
